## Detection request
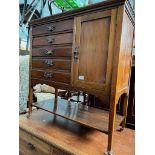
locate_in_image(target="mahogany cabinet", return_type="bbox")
[28,0,134,154]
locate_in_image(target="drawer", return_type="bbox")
[32,46,72,57]
[19,129,51,155]
[51,146,70,155]
[32,59,71,71]
[32,19,73,36]
[31,70,71,84]
[33,33,73,46]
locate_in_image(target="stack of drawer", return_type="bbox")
[31,19,74,85]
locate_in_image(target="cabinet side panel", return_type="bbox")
[117,10,134,94]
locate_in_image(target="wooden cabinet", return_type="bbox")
[28,0,134,154]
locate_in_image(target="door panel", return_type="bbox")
[72,10,117,92]
[79,18,110,84]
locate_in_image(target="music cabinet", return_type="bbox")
[28,0,134,154]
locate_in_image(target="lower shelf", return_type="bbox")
[32,98,124,133]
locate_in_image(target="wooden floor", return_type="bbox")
[20,110,134,155]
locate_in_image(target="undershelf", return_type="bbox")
[32,98,124,133]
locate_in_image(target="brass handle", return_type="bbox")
[47,25,55,31]
[46,37,55,43]
[44,60,54,66]
[44,49,54,55]
[74,47,79,60]
[27,143,35,150]
[44,72,53,78]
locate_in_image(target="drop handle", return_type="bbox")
[44,72,53,78]
[27,143,35,150]
[74,47,79,60]
[44,60,54,66]
[46,36,55,43]
[47,25,55,31]
[44,49,54,55]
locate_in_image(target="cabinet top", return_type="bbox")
[29,0,134,26]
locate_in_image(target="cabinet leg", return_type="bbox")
[27,87,33,118]
[121,95,128,129]
[54,88,58,105]
[106,98,117,154]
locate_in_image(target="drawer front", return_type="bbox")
[19,129,51,155]
[33,33,73,46]
[51,146,70,155]
[31,70,71,84]
[32,59,71,71]
[32,19,73,36]
[32,46,72,57]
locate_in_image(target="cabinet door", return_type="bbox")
[71,10,117,93]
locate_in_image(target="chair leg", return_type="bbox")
[54,88,58,105]
[77,92,80,102]
[83,92,86,105]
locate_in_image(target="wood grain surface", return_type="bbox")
[20,110,135,155]
[32,99,124,133]
[32,19,73,36]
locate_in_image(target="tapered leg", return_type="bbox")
[27,87,33,118]
[105,95,118,155]
[122,95,129,129]
[54,88,58,105]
